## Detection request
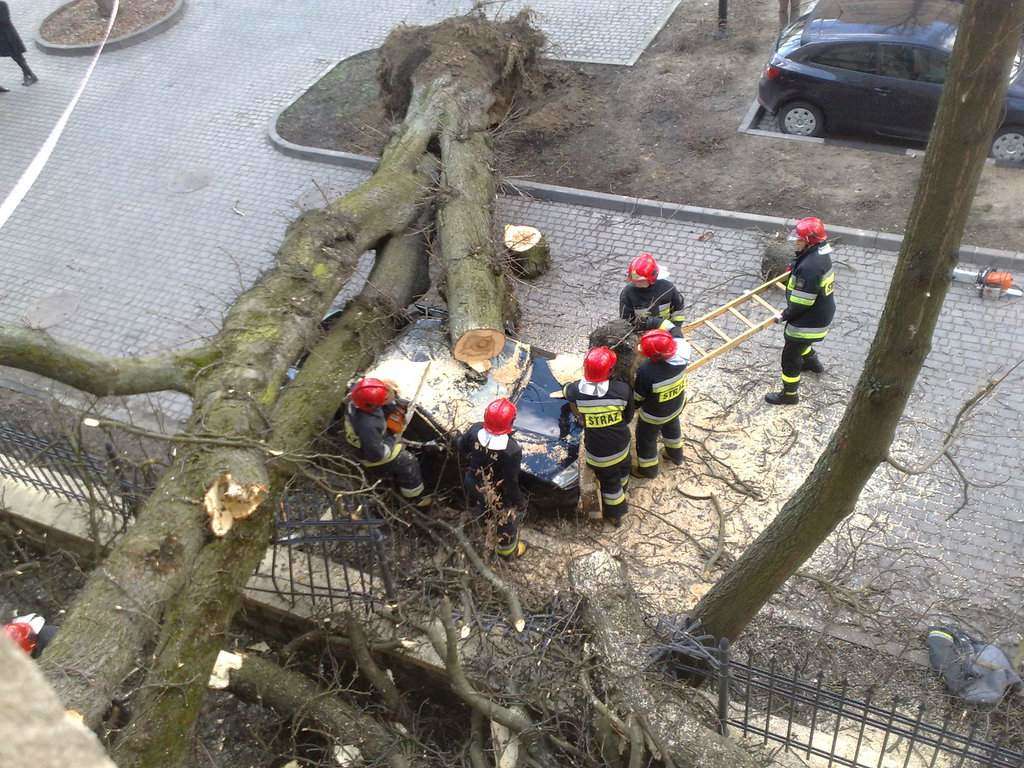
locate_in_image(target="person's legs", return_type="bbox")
[766,338,805,405]
[661,416,684,465]
[495,507,525,558]
[801,343,824,373]
[12,52,37,85]
[391,451,429,506]
[634,419,661,478]
[594,460,628,525]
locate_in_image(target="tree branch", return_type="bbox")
[0,324,215,396]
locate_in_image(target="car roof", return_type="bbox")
[802,0,960,51]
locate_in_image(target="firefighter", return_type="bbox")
[562,346,634,526]
[619,252,686,332]
[633,328,691,477]
[344,377,431,506]
[766,216,836,405]
[2,614,54,658]
[458,398,527,559]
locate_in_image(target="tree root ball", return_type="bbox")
[378,11,547,122]
[589,320,637,383]
[761,235,793,281]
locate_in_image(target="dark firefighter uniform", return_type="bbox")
[779,241,836,398]
[344,402,426,502]
[458,423,524,557]
[633,339,689,477]
[562,380,635,523]
[619,279,686,331]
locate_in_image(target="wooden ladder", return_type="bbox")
[681,272,788,373]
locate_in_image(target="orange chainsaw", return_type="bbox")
[951,266,1022,298]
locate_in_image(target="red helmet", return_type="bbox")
[583,346,618,382]
[626,252,659,285]
[790,217,828,245]
[640,329,676,361]
[483,398,517,435]
[3,622,36,654]
[350,377,391,412]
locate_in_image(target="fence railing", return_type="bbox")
[0,420,138,531]
[247,485,398,617]
[656,627,1024,768]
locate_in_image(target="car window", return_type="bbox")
[881,45,948,84]
[879,45,916,80]
[809,44,877,75]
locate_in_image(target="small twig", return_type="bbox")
[702,494,728,578]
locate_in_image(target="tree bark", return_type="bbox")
[214,651,422,768]
[0,326,214,396]
[111,207,433,768]
[0,637,116,768]
[692,0,1024,642]
[569,551,760,768]
[39,94,438,728]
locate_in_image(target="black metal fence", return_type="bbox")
[0,420,138,531]
[247,485,398,617]
[656,627,1024,768]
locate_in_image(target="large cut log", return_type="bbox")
[380,13,544,365]
[112,206,434,768]
[210,651,423,768]
[568,551,760,768]
[36,79,439,730]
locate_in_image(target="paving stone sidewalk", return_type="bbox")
[0,1,1019,637]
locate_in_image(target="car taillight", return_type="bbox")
[765,64,782,80]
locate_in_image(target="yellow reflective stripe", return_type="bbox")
[787,275,796,290]
[800,346,813,356]
[820,271,835,296]
[788,292,816,306]
[399,482,424,498]
[785,327,829,340]
[781,373,801,384]
[602,489,626,505]
[585,446,630,467]
[652,371,687,392]
[638,402,685,425]
[663,437,684,448]
[577,404,622,414]
[658,319,676,331]
[637,455,659,467]
[495,537,520,556]
[634,392,646,402]
[669,312,686,323]
[363,442,403,467]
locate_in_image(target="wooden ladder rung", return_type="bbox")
[688,339,708,358]
[703,319,733,344]
[728,307,757,329]
[751,294,778,314]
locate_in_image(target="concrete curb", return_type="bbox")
[35,0,186,56]
[267,106,1024,270]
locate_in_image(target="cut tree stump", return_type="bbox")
[504,224,550,279]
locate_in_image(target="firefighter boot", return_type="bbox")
[802,350,825,374]
[765,391,799,405]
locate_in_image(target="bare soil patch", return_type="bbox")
[39,0,176,46]
[278,0,1024,253]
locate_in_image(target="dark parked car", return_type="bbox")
[288,307,584,511]
[757,0,1024,161]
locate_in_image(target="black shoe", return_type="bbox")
[802,355,824,374]
[606,515,623,528]
[23,74,38,87]
[765,391,799,405]
[631,466,658,479]
[0,85,8,93]
[662,449,684,466]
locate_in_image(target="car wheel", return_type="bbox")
[991,126,1024,163]
[779,101,824,137]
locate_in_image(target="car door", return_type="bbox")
[800,43,881,134]
[873,44,947,140]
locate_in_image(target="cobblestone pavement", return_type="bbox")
[1,1,1020,637]
[0,0,681,420]
[502,195,1024,641]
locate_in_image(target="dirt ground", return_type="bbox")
[277,0,1024,254]
[39,0,176,45]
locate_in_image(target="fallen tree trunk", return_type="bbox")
[38,91,438,728]
[568,551,760,768]
[381,13,543,365]
[213,651,423,768]
[112,208,434,768]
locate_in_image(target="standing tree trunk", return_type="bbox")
[693,0,1024,642]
